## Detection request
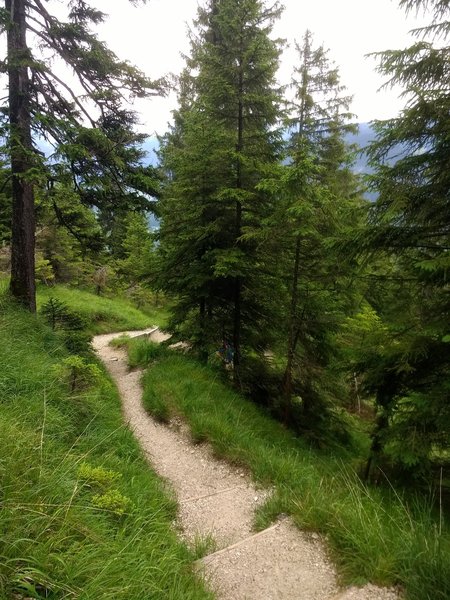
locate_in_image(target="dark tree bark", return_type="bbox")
[199,296,208,364]
[364,374,397,482]
[232,65,244,383]
[282,234,302,409]
[6,0,36,312]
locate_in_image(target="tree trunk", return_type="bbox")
[364,385,393,482]
[233,273,241,375]
[282,234,302,416]
[232,66,244,382]
[6,0,36,312]
[281,57,307,411]
[364,409,388,483]
[199,297,208,364]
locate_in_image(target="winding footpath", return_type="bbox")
[93,328,401,600]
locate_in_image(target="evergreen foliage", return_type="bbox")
[41,295,91,353]
[158,0,284,376]
[0,0,449,591]
[116,212,156,285]
[2,0,162,310]
[361,0,450,478]
[270,31,363,434]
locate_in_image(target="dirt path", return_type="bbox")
[93,328,400,600]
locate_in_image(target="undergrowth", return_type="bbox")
[127,339,172,370]
[0,292,211,599]
[134,340,450,600]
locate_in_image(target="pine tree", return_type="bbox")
[158,0,283,375]
[362,0,450,477]
[117,212,155,286]
[35,182,103,284]
[278,31,361,429]
[2,0,161,311]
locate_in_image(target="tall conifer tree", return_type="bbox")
[2,0,160,311]
[158,0,283,377]
[362,0,450,476]
[278,31,361,426]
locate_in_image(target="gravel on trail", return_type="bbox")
[93,328,401,600]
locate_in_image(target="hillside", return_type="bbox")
[0,288,209,599]
[1,285,449,598]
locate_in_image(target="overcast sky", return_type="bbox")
[90,0,429,135]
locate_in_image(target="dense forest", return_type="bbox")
[1,0,449,598]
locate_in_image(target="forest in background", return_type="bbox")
[0,0,449,595]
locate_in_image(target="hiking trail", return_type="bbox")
[93,328,400,600]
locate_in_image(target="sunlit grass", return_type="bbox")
[37,284,169,334]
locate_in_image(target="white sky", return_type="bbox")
[80,1,429,134]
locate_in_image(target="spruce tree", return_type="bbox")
[362,0,450,476]
[158,0,283,376]
[35,183,102,284]
[278,31,361,429]
[1,0,160,311]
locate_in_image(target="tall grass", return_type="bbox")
[135,344,450,600]
[37,284,169,334]
[0,294,211,599]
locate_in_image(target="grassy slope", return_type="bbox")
[0,292,211,600]
[133,343,450,600]
[37,284,169,334]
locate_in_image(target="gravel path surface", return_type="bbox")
[93,328,401,600]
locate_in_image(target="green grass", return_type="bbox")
[37,284,169,334]
[0,293,211,600]
[134,342,450,600]
[126,340,172,370]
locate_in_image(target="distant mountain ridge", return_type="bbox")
[141,122,377,173]
[141,123,378,205]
